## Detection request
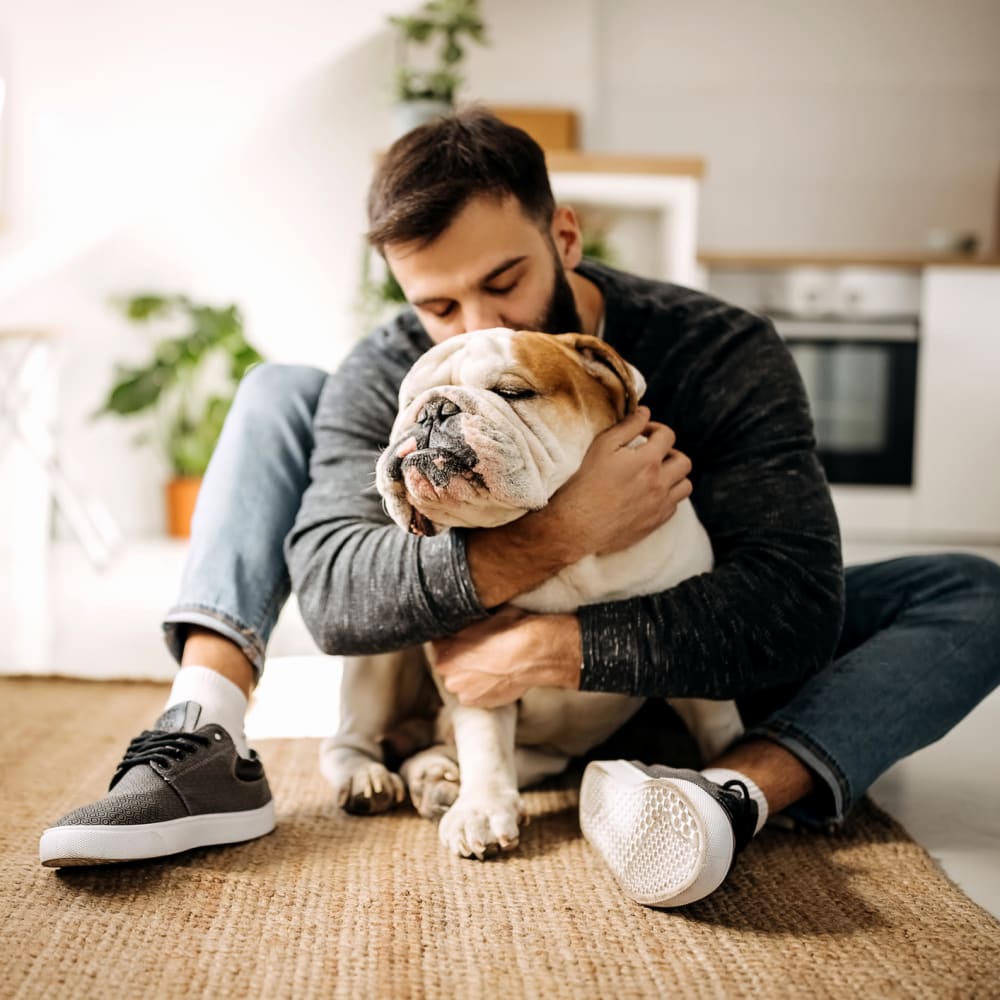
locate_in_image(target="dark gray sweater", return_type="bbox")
[285,260,845,706]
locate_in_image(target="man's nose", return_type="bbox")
[462,302,504,333]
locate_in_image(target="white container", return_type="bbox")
[834,268,921,318]
[390,100,452,140]
[759,267,921,319]
[759,268,837,318]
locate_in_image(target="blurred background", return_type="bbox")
[1,0,998,917]
[1,0,998,680]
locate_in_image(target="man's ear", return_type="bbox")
[549,205,584,270]
[556,333,647,416]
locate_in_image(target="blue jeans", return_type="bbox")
[163,363,1000,829]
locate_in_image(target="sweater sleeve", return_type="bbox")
[578,303,845,700]
[284,325,489,655]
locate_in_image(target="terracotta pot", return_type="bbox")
[165,476,202,538]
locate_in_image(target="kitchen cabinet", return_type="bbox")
[915,268,1000,539]
[701,255,1000,543]
[547,153,703,288]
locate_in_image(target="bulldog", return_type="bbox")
[320,328,743,859]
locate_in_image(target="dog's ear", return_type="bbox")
[558,334,646,416]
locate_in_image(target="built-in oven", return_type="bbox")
[769,317,919,487]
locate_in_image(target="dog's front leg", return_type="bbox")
[319,649,426,814]
[437,703,524,859]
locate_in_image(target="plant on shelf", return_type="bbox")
[357,245,409,329]
[388,0,488,135]
[575,207,619,267]
[95,293,265,537]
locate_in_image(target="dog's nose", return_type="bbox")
[417,397,461,424]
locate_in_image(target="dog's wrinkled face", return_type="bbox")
[376,328,646,535]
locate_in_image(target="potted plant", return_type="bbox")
[357,243,410,329]
[388,0,488,138]
[95,293,265,538]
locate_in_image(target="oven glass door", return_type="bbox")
[773,320,918,487]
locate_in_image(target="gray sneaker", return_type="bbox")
[39,701,275,867]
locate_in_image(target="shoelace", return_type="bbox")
[721,778,751,800]
[718,778,759,855]
[109,729,212,789]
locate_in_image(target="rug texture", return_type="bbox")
[2,677,998,1000]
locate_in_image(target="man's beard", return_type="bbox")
[532,257,584,335]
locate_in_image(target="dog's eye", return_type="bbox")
[492,385,537,401]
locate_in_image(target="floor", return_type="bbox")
[2,536,999,919]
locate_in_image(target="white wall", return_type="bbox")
[470,0,1000,254]
[0,0,411,289]
[0,6,406,539]
[461,0,601,145]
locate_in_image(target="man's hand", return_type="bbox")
[431,607,582,709]
[466,406,693,608]
[544,405,693,559]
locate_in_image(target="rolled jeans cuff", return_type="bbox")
[741,719,853,832]
[162,605,267,679]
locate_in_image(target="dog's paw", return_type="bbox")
[400,746,461,819]
[341,760,406,815]
[318,743,405,815]
[438,790,524,860]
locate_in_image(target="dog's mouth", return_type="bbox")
[378,403,547,534]
[408,507,436,537]
[385,435,488,536]
[400,449,487,502]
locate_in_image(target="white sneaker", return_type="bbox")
[579,759,759,908]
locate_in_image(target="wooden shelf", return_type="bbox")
[699,250,1000,270]
[545,151,705,178]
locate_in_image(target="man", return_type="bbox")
[41,109,1000,908]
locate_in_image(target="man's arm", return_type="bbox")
[465,411,694,608]
[288,304,842,693]
[285,320,696,657]
[285,325,491,655]
[576,308,845,701]
[434,307,844,707]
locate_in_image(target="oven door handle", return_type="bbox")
[771,319,918,343]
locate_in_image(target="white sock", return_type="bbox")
[701,767,769,836]
[165,665,250,758]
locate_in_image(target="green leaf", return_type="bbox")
[121,295,172,321]
[102,291,265,474]
[166,394,234,477]
[381,270,408,304]
[229,342,265,382]
[189,305,240,347]
[98,364,171,416]
[390,15,435,41]
[426,69,459,102]
[154,340,184,366]
[388,0,488,100]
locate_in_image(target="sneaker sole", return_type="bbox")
[579,760,734,908]
[39,801,276,867]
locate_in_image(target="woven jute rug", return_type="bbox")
[2,677,998,999]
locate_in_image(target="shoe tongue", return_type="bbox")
[154,700,203,732]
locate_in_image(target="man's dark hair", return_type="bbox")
[366,106,556,255]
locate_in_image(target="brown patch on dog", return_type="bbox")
[508,331,638,428]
